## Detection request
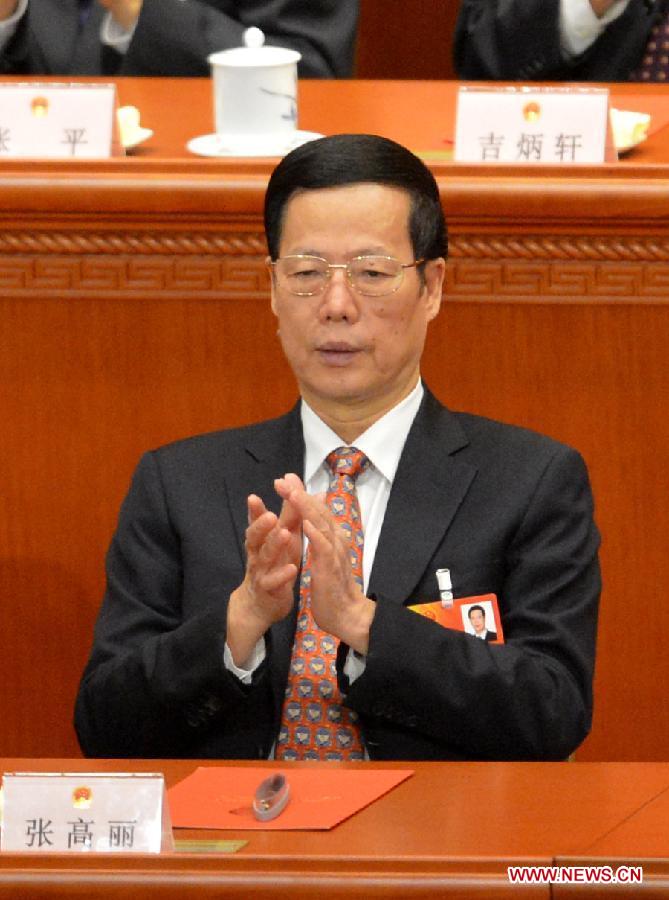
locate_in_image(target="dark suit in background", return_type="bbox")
[1,0,358,77]
[74,388,600,762]
[454,0,668,81]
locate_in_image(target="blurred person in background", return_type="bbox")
[0,0,358,77]
[455,0,669,82]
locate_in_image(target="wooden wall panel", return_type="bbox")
[356,0,460,79]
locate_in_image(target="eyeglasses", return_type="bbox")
[270,254,425,297]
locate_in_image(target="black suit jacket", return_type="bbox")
[75,389,600,761]
[1,0,358,77]
[454,0,668,81]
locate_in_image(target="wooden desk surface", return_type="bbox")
[2,760,669,898]
[1,79,669,221]
[109,78,669,166]
[572,779,669,859]
[554,776,669,894]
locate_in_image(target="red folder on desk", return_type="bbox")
[169,766,413,831]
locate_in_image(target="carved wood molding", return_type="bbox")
[0,230,668,301]
[0,230,668,263]
[445,234,669,301]
[0,255,271,298]
[450,234,669,262]
[0,231,268,256]
[445,260,669,301]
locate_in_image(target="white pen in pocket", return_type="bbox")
[436,568,453,607]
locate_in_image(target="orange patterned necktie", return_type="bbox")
[276,447,370,761]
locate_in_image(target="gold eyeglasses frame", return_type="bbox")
[269,254,426,297]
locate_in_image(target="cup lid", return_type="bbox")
[209,30,300,68]
[208,45,301,67]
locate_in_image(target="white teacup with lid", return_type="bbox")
[208,28,301,136]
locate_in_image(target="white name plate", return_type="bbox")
[1,772,173,853]
[0,83,117,158]
[455,86,609,164]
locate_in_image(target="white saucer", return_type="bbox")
[610,108,650,157]
[122,127,153,150]
[186,130,323,158]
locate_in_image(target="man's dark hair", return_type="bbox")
[468,605,485,619]
[264,133,447,262]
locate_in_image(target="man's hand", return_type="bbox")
[97,0,143,31]
[227,479,302,666]
[0,1,19,20]
[589,0,620,16]
[275,476,376,655]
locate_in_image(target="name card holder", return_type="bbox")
[454,86,610,165]
[0,83,121,159]
[1,772,173,853]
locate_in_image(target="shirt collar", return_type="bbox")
[301,379,424,485]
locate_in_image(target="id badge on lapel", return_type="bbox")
[408,593,505,644]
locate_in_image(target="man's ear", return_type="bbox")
[423,257,446,321]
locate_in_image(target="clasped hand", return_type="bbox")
[97,0,143,31]
[227,474,375,666]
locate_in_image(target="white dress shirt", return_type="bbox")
[223,379,425,683]
[0,0,137,57]
[560,0,632,57]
